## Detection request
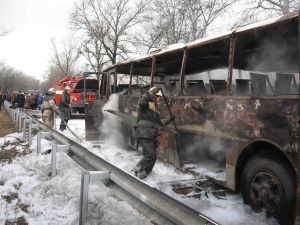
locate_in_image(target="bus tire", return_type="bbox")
[241,154,295,224]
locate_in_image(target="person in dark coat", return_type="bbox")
[133,86,175,179]
[2,93,6,102]
[17,92,25,108]
[59,86,71,131]
[35,94,43,110]
[28,93,36,109]
[0,92,2,111]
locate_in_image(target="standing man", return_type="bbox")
[41,88,59,128]
[0,91,3,111]
[17,92,25,109]
[59,86,71,131]
[35,93,43,110]
[133,86,175,179]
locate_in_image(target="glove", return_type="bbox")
[162,115,175,126]
[169,115,175,122]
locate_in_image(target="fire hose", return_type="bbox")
[56,112,82,141]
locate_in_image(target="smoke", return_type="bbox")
[247,36,298,73]
[99,93,125,147]
[184,136,226,164]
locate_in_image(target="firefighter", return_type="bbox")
[59,86,71,131]
[41,88,59,128]
[133,86,175,179]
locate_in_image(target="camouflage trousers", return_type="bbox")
[135,138,157,177]
[42,116,55,129]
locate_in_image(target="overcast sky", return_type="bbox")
[0,0,78,80]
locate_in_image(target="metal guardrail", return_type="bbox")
[3,101,220,225]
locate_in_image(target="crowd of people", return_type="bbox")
[3,90,43,110]
[1,86,71,132]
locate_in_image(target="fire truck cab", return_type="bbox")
[51,75,99,115]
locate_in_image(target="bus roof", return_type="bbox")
[104,11,299,75]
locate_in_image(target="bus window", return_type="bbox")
[153,82,167,96]
[236,79,250,96]
[186,80,208,96]
[129,85,143,95]
[140,85,150,94]
[250,73,274,96]
[274,73,298,95]
[168,79,179,96]
[209,80,227,95]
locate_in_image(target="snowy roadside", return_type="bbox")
[0,132,152,225]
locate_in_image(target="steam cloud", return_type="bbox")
[99,93,125,147]
[184,136,226,163]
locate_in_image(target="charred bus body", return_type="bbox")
[87,12,300,224]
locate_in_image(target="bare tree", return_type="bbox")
[79,36,108,73]
[50,37,79,78]
[46,65,66,85]
[232,0,300,27]
[140,0,237,51]
[0,62,41,93]
[71,0,151,68]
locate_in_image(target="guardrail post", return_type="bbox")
[23,118,31,140]
[36,131,52,154]
[19,114,26,132]
[15,111,20,127]
[17,112,21,130]
[29,122,39,146]
[9,108,13,119]
[15,109,20,124]
[79,171,110,225]
[51,144,70,177]
[13,110,16,123]
[24,119,39,146]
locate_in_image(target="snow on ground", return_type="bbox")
[0,132,152,225]
[56,115,279,225]
[0,99,279,224]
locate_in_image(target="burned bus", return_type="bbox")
[87,11,300,224]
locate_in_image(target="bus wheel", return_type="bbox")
[241,154,295,224]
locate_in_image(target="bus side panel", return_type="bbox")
[160,97,298,187]
[157,130,181,168]
[161,96,298,153]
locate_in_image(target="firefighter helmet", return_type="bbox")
[48,88,56,94]
[149,86,162,98]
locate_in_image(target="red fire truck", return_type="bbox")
[51,75,99,115]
